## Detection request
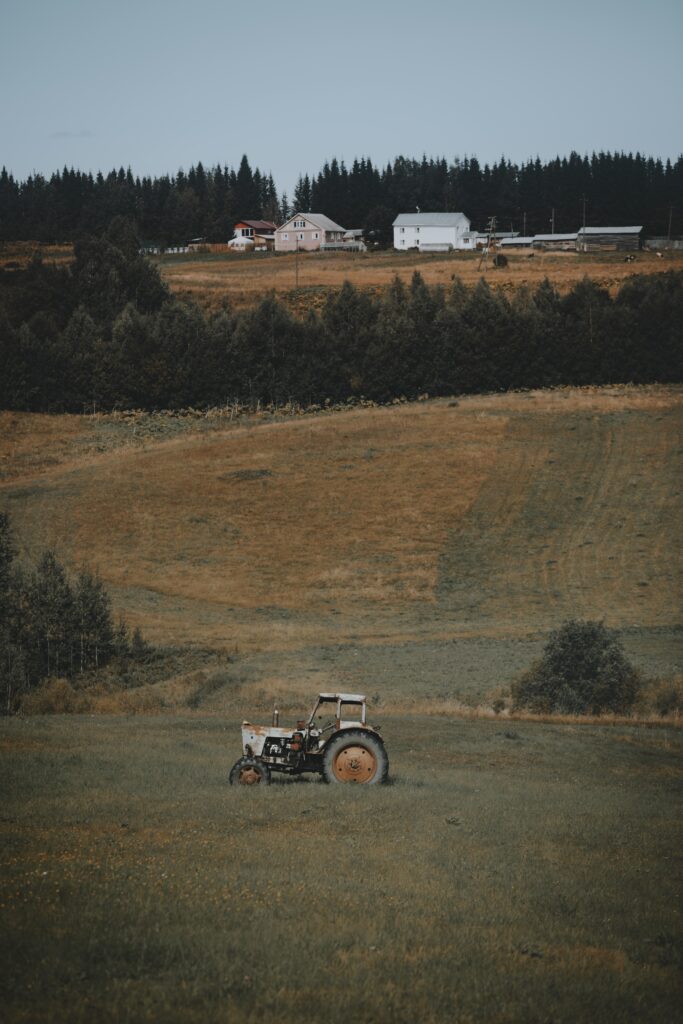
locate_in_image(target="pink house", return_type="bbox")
[274,212,346,252]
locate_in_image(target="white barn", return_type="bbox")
[393,212,471,252]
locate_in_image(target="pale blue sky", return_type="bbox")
[2,0,681,194]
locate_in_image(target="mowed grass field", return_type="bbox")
[2,386,682,1021]
[1,713,681,1024]
[155,248,683,313]
[3,240,682,313]
[1,386,680,660]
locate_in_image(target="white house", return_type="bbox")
[393,212,471,252]
[274,212,346,252]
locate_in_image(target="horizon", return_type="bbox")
[3,147,681,194]
[2,0,682,197]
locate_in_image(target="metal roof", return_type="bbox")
[318,692,366,702]
[281,212,346,233]
[501,236,535,245]
[533,233,578,241]
[393,212,469,227]
[237,220,278,231]
[577,226,643,235]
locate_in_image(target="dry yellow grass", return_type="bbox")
[0,240,73,268]
[4,241,680,312]
[1,386,680,658]
[156,248,683,312]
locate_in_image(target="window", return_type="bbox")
[314,232,319,239]
[282,232,289,240]
[400,227,405,233]
[294,219,305,228]
[415,227,420,233]
[298,233,304,240]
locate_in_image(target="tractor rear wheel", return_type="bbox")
[229,757,271,786]
[322,731,388,785]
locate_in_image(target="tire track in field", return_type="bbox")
[436,405,682,632]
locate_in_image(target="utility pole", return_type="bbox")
[550,208,555,235]
[295,237,299,289]
[668,205,674,244]
[523,211,527,237]
[581,194,587,252]
[478,215,496,272]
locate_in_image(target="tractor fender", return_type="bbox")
[319,725,384,753]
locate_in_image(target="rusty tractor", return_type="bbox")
[229,692,389,786]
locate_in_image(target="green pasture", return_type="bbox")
[2,713,681,1023]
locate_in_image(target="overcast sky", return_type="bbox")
[2,0,681,195]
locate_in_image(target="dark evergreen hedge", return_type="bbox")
[0,233,681,413]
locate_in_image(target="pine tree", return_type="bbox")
[26,551,75,679]
[74,568,114,671]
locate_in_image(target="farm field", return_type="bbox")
[1,385,681,673]
[1,712,681,1023]
[2,240,682,312]
[2,385,682,1021]
[152,248,683,312]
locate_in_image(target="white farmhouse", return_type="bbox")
[393,212,471,252]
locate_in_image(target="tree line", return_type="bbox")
[0,512,149,713]
[1,224,681,413]
[1,150,681,245]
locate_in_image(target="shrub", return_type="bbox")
[512,619,641,715]
[19,678,90,715]
[637,675,683,718]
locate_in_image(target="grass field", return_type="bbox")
[3,240,682,313]
[2,713,681,1024]
[1,386,680,659]
[2,386,682,1021]
[154,248,683,313]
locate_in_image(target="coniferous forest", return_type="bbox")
[1,150,682,244]
[1,219,681,414]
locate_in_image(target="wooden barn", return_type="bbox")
[532,233,578,251]
[576,226,642,252]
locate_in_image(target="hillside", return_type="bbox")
[2,386,682,1024]
[1,386,680,706]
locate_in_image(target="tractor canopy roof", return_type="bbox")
[318,692,366,703]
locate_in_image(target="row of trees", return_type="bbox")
[2,150,681,245]
[301,151,682,240]
[0,156,282,246]
[0,513,147,713]
[1,230,681,413]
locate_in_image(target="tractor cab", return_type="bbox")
[307,692,368,745]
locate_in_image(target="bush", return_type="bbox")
[637,675,683,717]
[19,678,90,715]
[512,620,641,715]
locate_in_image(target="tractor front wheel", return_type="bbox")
[322,731,388,785]
[229,757,271,786]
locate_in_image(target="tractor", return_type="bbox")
[229,692,388,785]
